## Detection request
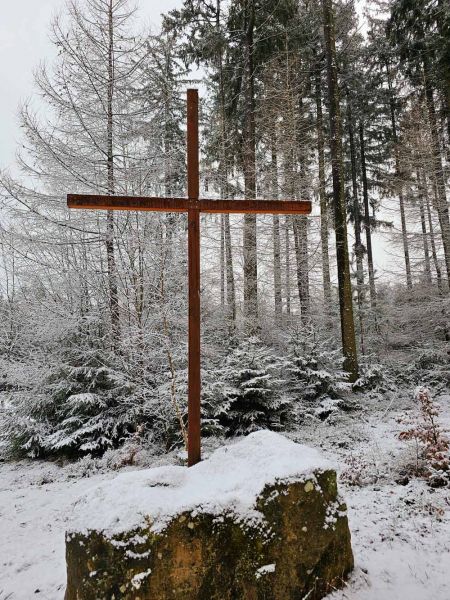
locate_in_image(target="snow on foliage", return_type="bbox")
[205,337,292,435]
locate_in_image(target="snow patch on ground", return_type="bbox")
[331,480,450,600]
[255,563,276,579]
[0,461,115,600]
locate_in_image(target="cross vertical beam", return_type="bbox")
[67,88,312,470]
[187,89,201,467]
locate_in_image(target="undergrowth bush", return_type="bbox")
[398,387,449,487]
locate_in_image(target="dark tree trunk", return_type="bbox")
[423,60,450,282]
[295,91,310,320]
[220,215,225,306]
[224,215,236,323]
[346,98,365,304]
[315,70,332,309]
[292,217,310,322]
[285,216,291,316]
[271,142,282,321]
[242,0,258,326]
[423,170,444,290]
[416,170,432,284]
[347,98,365,352]
[216,0,236,325]
[359,122,377,307]
[437,0,450,146]
[322,0,358,381]
[386,64,413,289]
[283,148,297,319]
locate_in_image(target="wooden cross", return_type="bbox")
[67,89,311,467]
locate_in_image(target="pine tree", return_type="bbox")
[213,337,290,436]
[1,324,148,458]
[388,0,450,284]
[321,0,359,380]
[285,327,345,405]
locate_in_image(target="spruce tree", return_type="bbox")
[213,338,290,436]
[321,0,359,380]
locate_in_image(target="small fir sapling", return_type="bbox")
[352,361,390,392]
[407,348,450,391]
[198,369,226,438]
[284,328,347,418]
[399,386,449,487]
[211,337,291,436]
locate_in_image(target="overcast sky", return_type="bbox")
[0,0,182,170]
[0,0,394,272]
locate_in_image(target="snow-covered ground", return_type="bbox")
[1,394,449,600]
[0,463,114,599]
[331,480,450,600]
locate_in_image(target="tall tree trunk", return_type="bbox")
[359,122,377,308]
[315,70,332,309]
[220,215,225,305]
[436,0,450,150]
[423,61,450,282]
[386,65,413,289]
[273,214,282,320]
[398,183,413,288]
[223,215,236,322]
[299,217,310,316]
[423,170,444,290]
[217,0,236,324]
[284,147,297,318]
[295,91,310,320]
[271,142,282,320]
[322,0,358,381]
[416,170,432,284]
[292,217,310,322]
[223,216,236,323]
[242,0,258,326]
[347,98,365,352]
[285,216,291,316]
[106,0,120,349]
[163,43,176,241]
[347,97,365,305]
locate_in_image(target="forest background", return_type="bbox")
[0,0,448,461]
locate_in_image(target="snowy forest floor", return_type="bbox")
[1,388,449,600]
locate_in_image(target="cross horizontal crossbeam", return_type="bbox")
[67,194,312,215]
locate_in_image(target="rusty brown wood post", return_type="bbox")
[187,89,201,466]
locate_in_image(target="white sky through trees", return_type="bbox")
[0,0,183,169]
[0,0,395,274]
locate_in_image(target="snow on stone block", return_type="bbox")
[65,431,354,599]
